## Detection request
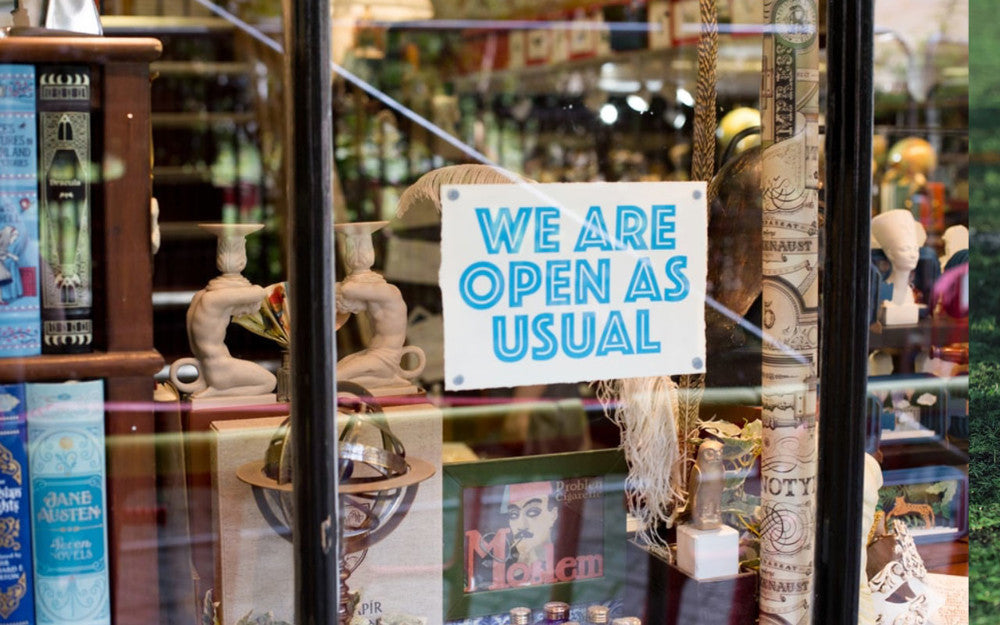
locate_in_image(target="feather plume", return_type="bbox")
[394,164,531,219]
[597,376,684,553]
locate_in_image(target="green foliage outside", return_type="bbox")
[970,0,1000,231]
[970,3,1000,620]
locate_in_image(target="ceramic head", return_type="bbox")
[871,210,921,273]
[943,225,969,257]
[696,439,723,465]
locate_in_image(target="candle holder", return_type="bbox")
[168,223,276,403]
[334,221,426,396]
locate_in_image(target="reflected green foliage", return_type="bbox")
[970,0,1000,617]
[970,0,1000,230]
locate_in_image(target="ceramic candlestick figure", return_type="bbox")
[169,223,276,400]
[872,209,925,325]
[335,221,425,395]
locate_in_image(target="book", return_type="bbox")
[36,67,93,354]
[26,380,108,625]
[0,64,42,357]
[0,384,35,625]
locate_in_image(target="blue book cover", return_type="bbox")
[26,381,107,625]
[0,383,34,625]
[0,65,42,357]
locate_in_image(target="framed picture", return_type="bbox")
[443,449,627,621]
[879,465,968,544]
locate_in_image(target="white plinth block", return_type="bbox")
[880,302,923,326]
[676,524,739,580]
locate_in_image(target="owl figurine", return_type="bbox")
[688,440,724,530]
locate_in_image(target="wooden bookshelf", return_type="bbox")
[0,350,163,381]
[0,36,164,625]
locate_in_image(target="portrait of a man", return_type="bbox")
[504,480,559,566]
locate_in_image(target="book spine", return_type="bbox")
[0,65,42,357]
[26,381,108,625]
[36,67,93,354]
[0,383,35,625]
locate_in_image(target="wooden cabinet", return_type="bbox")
[0,36,164,625]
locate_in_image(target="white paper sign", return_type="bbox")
[440,181,707,390]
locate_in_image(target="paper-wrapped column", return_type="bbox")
[759,1,820,624]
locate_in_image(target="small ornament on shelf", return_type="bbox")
[585,605,609,625]
[510,606,532,625]
[543,601,570,625]
[676,440,739,581]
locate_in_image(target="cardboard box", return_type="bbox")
[212,403,443,624]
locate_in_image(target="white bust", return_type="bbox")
[871,210,923,308]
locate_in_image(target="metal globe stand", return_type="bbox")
[236,383,435,625]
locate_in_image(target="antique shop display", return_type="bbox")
[224,392,441,625]
[0,0,964,623]
[0,64,41,357]
[335,221,426,396]
[169,223,276,405]
[759,1,821,622]
[871,210,926,326]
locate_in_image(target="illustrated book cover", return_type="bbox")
[27,380,108,625]
[0,64,41,357]
[0,383,35,625]
[36,66,93,354]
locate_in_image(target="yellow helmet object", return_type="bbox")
[717,107,761,156]
[887,137,937,176]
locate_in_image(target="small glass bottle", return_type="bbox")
[543,601,570,625]
[586,605,609,625]
[510,607,532,625]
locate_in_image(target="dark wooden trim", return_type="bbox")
[0,349,164,382]
[287,1,340,624]
[815,1,875,623]
[105,375,160,625]
[103,60,156,352]
[0,36,162,62]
